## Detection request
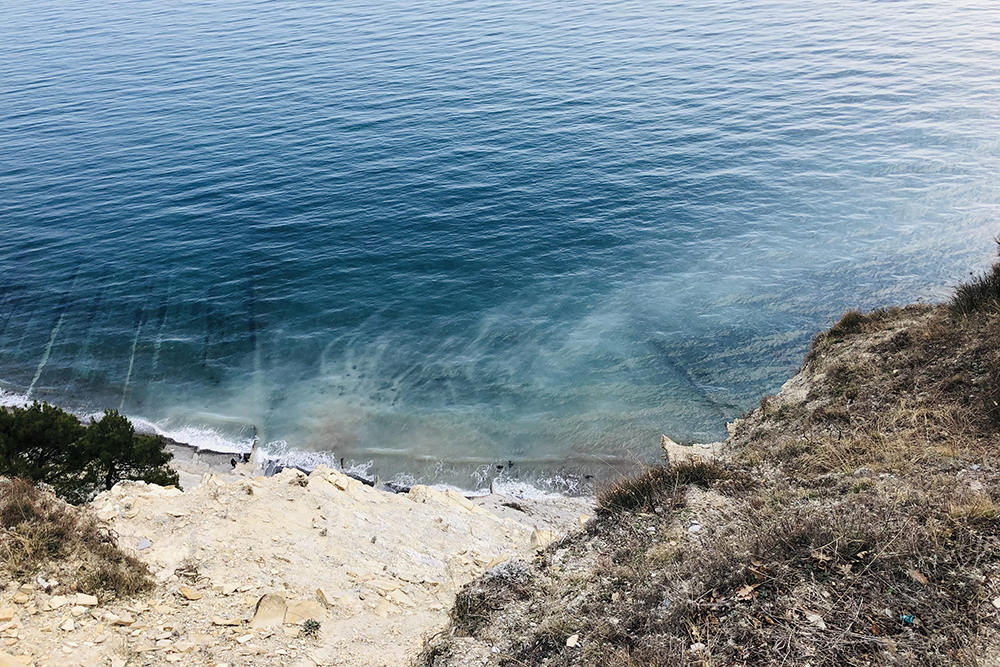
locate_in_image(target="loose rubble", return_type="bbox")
[1,464,591,666]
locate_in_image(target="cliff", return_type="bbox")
[7,259,1000,667]
[0,465,590,667]
[420,299,1000,666]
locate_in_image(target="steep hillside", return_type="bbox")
[1,466,591,667]
[420,282,1000,665]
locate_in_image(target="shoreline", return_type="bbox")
[5,384,719,513]
[1,386,714,499]
[164,438,597,537]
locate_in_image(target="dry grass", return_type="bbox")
[596,460,735,516]
[951,241,1000,316]
[0,478,153,600]
[451,559,536,637]
[419,257,1000,667]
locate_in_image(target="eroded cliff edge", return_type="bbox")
[420,299,1000,667]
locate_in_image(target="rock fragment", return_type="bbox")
[212,616,242,626]
[284,600,326,625]
[529,527,558,550]
[387,590,414,608]
[0,652,28,667]
[250,594,286,629]
[374,598,393,617]
[316,588,337,606]
[177,585,202,600]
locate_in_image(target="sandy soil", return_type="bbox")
[0,461,593,667]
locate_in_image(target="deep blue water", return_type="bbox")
[2,0,999,493]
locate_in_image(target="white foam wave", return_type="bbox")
[129,417,251,454]
[256,442,353,475]
[0,390,581,497]
[485,475,572,500]
[0,388,32,408]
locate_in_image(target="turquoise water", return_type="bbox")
[2,0,999,492]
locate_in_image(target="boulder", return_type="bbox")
[0,651,27,667]
[530,527,559,550]
[96,506,118,521]
[306,475,338,497]
[284,600,326,625]
[250,593,286,629]
[408,486,496,518]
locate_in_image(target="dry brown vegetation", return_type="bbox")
[0,477,153,600]
[418,254,1000,666]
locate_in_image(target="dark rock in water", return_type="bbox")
[345,470,375,487]
[382,481,412,495]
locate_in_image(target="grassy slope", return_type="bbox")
[0,478,153,600]
[420,288,1000,665]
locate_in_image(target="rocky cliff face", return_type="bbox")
[1,465,591,667]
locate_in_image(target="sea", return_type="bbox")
[2,0,999,495]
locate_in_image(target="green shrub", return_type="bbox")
[0,402,85,485]
[301,618,321,639]
[596,466,678,515]
[596,461,727,515]
[0,403,179,504]
[827,310,868,338]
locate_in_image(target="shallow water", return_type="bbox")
[2,0,999,492]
